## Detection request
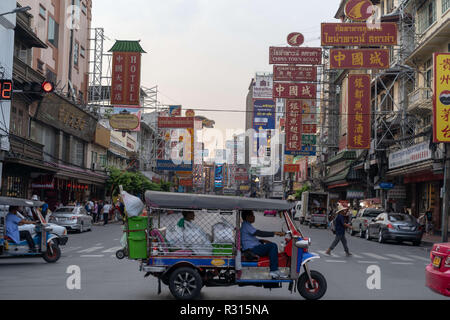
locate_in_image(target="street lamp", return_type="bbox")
[0,6,31,17]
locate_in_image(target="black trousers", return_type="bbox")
[103,213,109,225]
[329,234,349,253]
[19,231,35,249]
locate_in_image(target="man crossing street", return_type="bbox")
[326,204,352,257]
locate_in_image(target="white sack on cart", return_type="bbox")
[184,221,212,255]
[212,219,234,244]
[121,191,144,217]
[165,225,185,246]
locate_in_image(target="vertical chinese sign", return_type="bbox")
[347,74,371,149]
[285,100,303,154]
[433,53,450,143]
[109,41,146,130]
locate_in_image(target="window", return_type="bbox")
[82,2,87,15]
[46,69,57,84]
[80,46,85,58]
[443,0,450,14]
[37,60,44,72]
[39,5,46,19]
[73,42,79,66]
[417,0,436,33]
[425,58,433,90]
[72,138,85,167]
[48,16,59,47]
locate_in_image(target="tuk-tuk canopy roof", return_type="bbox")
[144,191,295,211]
[0,197,44,207]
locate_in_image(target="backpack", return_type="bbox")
[330,216,337,234]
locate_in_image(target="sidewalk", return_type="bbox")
[421,232,450,247]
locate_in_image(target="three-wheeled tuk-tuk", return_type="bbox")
[0,197,62,263]
[122,191,327,300]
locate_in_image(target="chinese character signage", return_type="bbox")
[285,100,303,153]
[330,49,389,69]
[269,47,322,65]
[348,74,371,149]
[273,83,316,99]
[273,66,317,82]
[284,164,300,173]
[321,23,398,46]
[253,99,276,131]
[433,53,450,143]
[300,99,317,124]
[111,52,142,105]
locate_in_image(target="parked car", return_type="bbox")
[350,208,384,237]
[426,242,450,297]
[365,212,423,246]
[48,206,93,233]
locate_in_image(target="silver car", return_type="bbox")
[49,206,93,233]
[350,208,384,238]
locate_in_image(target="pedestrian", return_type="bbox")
[92,201,98,223]
[97,200,104,223]
[425,208,433,235]
[41,198,49,219]
[326,205,353,257]
[102,202,111,225]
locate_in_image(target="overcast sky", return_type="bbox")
[92,0,340,150]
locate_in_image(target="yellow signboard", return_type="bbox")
[433,53,450,143]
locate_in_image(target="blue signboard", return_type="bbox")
[379,183,394,190]
[253,100,275,131]
[215,165,224,188]
[285,146,317,156]
[156,160,193,172]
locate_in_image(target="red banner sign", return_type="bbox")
[321,23,398,46]
[273,83,316,99]
[302,124,317,134]
[273,66,317,82]
[285,100,303,152]
[158,117,194,128]
[348,74,371,149]
[284,164,300,173]
[330,49,389,69]
[179,179,193,187]
[269,47,322,65]
[111,52,142,105]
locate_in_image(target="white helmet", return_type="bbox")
[31,195,39,201]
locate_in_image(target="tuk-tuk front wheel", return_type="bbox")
[168,267,203,300]
[43,243,61,263]
[297,270,327,300]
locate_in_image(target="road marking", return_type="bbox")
[361,252,390,260]
[80,255,105,258]
[384,254,413,261]
[406,255,430,262]
[61,246,82,253]
[102,246,123,253]
[390,262,413,265]
[95,243,102,246]
[357,261,379,264]
[77,246,104,253]
[325,260,347,263]
[348,253,364,258]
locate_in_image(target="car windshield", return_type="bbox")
[55,207,75,213]
[365,210,384,217]
[388,214,414,223]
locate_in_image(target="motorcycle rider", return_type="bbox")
[5,206,38,252]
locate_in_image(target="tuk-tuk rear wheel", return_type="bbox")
[43,243,61,263]
[297,270,327,300]
[168,267,203,300]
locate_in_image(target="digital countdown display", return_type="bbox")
[0,80,13,100]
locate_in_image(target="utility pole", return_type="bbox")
[442,144,450,243]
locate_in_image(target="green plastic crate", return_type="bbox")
[212,244,233,256]
[127,216,148,231]
[128,235,148,259]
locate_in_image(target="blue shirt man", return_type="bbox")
[5,206,37,251]
[240,210,287,279]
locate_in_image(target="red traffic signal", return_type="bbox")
[41,81,54,93]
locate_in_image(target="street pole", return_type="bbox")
[442,143,450,243]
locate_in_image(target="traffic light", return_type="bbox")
[22,81,54,94]
[41,81,54,93]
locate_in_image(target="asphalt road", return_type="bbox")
[0,214,447,300]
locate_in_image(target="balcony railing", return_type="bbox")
[9,135,44,162]
[407,87,432,114]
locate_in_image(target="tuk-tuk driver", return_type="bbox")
[241,210,288,279]
[5,206,38,252]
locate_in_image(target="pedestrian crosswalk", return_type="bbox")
[60,244,431,265]
[316,250,430,265]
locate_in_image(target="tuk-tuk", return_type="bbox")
[122,191,327,300]
[0,197,62,263]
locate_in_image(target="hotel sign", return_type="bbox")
[389,142,432,170]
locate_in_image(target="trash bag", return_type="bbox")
[121,191,144,217]
[212,219,234,244]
